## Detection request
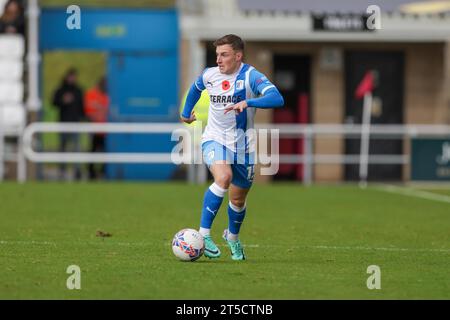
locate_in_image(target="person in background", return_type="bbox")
[84,76,109,180]
[0,0,25,35]
[52,68,85,181]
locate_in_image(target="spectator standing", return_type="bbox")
[52,68,85,181]
[84,76,109,180]
[0,0,25,35]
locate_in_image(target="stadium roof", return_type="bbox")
[237,0,450,15]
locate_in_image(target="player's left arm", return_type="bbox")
[224,69,284,114]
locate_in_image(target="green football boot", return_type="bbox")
[203,235,221,258]
[222,229,246,261]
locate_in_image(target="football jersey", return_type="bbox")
[195,63,276,153]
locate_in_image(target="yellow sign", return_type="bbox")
[179,89,210,128]
[96,25,126,38]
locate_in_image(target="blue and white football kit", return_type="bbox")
[182,63,283,188]
[181,62,284,259]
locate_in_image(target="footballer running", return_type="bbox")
[180,34,284,260]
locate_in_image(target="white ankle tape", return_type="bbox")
[209,183,227,197]
[229,201,246,213]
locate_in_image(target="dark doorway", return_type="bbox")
[206,43,216,67]
[344,51,404,181]
[273,54,311,180]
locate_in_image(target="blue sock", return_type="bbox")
[199,183,227,234]
[227,202,246,239]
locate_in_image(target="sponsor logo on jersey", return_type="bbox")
[209,95,243,104]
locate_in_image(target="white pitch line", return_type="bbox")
[232,244,450,253]
[2,240,448,253]
[0,240,57,246]
[376,184,450,205]
[308,245,450,253]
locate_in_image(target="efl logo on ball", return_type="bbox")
[172,228,205,261]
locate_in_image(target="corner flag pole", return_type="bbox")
[355,70,376,188]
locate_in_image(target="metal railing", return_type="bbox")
[10,122,450,183]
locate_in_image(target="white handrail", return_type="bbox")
[22,122,193,164]
[20,122,199,183]
[17,122,450,184]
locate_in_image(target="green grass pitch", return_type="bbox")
[0,182,449,299]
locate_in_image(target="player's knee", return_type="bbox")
[215,172,232,189]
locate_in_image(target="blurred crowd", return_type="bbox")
[0,0,25,35]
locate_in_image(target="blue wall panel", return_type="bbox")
[40,8,178,52]
[40,8,179,181]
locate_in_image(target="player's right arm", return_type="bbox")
[180,69,207,124]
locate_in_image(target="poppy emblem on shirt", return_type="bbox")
[222,80,230,91]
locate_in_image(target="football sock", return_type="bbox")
[227,201,246,240]
[199,183,227,236]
